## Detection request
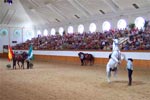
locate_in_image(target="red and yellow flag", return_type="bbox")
[8,45,14,61]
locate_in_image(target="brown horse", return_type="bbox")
[13,52,28,69]
[78,52,94,66]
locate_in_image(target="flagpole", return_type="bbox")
[8,45,14,69]
[8,45,11,69]
[8,27,11,46]
[8,27,11,69]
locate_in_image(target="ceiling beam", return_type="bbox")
[6,10,16,25]
[46,3,67,20]
[29,0,41,7]
[75,0,92,15]
[67,0,91,17]
[0,9,9,24]
[102,0,120,13]
[2,9,15,24]
[30,8,49,25]
[20,0,46,25]
[1,9,15,24]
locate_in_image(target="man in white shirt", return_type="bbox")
[126,58,133,86]
[78,52,85,66]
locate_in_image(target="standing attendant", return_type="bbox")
[26,58,30,69]
[12,54,16,69]
[125,58,133,86]
[78,52,85,66]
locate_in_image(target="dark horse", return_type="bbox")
[13,51,28,69]
[78,52,94,66]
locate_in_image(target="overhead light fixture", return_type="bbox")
[132,3,139,9]
[4,0,13,5]
[55,18,60,22]
[74,15,80,19]
[99,10,105,14]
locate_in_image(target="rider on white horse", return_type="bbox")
[106,38,122,83]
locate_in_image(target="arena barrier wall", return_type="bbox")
[0,50,150,67]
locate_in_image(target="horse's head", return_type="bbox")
[112,39,120,51]
[78,52,83,56]
[22,52,28,59]
[12,53,16,59]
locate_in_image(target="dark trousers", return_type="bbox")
[128,69,133,85]
[80,59,84,65]
[13,60,16,69]
[27,60,30,69]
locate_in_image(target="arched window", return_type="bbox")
[14,29,21,37]
[37,30,42,36]
[43,29,48,36]
[135,17,145,29]
[59,27,64,36]
[102,21,111,31]
[78,24,84,34]
[0,29,8,37]
[89,23,96,33]
[26,30,34,39]
[68,26,73,34]
[51,28,56,35]
[117,19,127,29]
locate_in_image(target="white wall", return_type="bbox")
[35,13,150,34]
[14,50,150,60]
[0,26,35,53]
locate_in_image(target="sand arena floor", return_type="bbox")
[0,58,150,100]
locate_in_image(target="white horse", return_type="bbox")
[106,38,125,83]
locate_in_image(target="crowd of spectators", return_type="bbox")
[12,28,150,51]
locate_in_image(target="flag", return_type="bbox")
[28,45,33,60]
[8,45,14,61]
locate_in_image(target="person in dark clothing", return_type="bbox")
[125,58,133,86]
[12,54,16,69]
[26,59,30,69]
[78,52,85,66]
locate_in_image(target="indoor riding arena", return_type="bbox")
[0,0,150,100]
[0,51,150,100]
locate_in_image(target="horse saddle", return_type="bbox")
[85,54,90,58]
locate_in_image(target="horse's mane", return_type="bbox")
[112,38,120,51]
